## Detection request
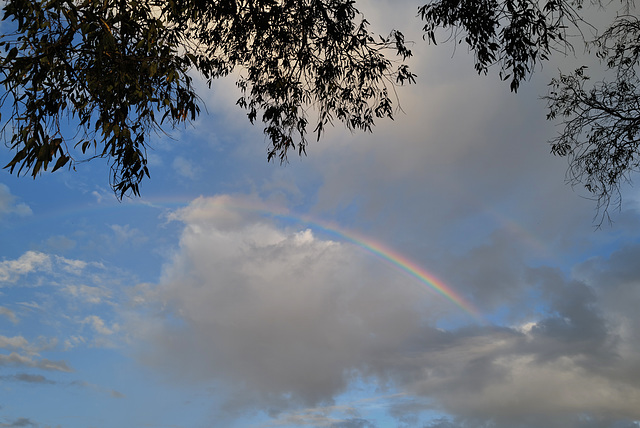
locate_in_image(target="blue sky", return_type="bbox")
[2,1,640,427]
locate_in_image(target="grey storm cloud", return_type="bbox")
[128,195,640,427]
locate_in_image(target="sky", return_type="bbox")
[2,1,640,427]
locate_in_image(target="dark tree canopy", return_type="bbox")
[546,16,640,223]
[420,0,640,222]
[0,0,414,197]
[2,0,639,218]
[420,0,582,92]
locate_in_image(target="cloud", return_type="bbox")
[63,335,86,351]
[573,244,640,353]
[82,315,119,336]
[0,352,72,372]
[0,372,124,398]
[0,183,32,218]
[330,419,377,428]
[55,255,88,274]
[0,252,103,284]
[0,251,51,284]
[263,410,373,428]
[263,398,385,427]
[13,373,53,384]
[389,331,640,427]
[63,284,111,304]
[0,335,56,355]
[0,335,30,352]
[42,235,76,252]
[110,389,125,398]
[133,195,444,412]
[172,156,201,180]
[3,2,639,426]
[128,195,640,427]
[368,268,640,428]
[69,380,125,398]
[354,267,640,427]
[0,417,37,427]
[0,252,106,296]
[109,224,147,245]
[442,230,531,314]
[0,373,55,384]
[0,307,18,323]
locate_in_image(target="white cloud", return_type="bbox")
[91,190,104,204]
[0,183,32,217]
[55,255,88,274]
[63,335,86,351]
[0,335,58,355]
[16,301,42,310]
[83,315,118,336]
[0,251,51,284]
[0,251,104,289]
[124,194,640,427]
[63,284,111,304]
[132,195,440,411]
[0,352,72,372]
[265,394,406,427]
[0,335,30,351]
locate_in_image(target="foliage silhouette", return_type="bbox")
[420,0,640,222]
[0,0,414,197]
[2,0,640,219]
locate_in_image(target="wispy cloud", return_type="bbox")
[0,373,55,384]
[0,335,30,352]
[0,183,32,218]
[0,307,18,323]
[70,380,125,398]
[0,252,51,284]
[63,284,111,305]
[172,156,201,180]
[82,315,119,336]
[0,352,72,372]
[0,417,38,427]
[109,224,148,245]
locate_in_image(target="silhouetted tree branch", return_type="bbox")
[421,0,640,222]
[0,0,415,198]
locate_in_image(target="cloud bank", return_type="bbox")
[127,195,640,427]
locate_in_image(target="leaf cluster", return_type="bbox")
[0,0,202,197]
[546,16,640,224]
[420,0,640,221]
[0,0,414,197]
[419,0,584,92]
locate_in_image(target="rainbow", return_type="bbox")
[37,193,485,322]
[318,223,484,322]
[194,196,485,322]
[280,217,483,322]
